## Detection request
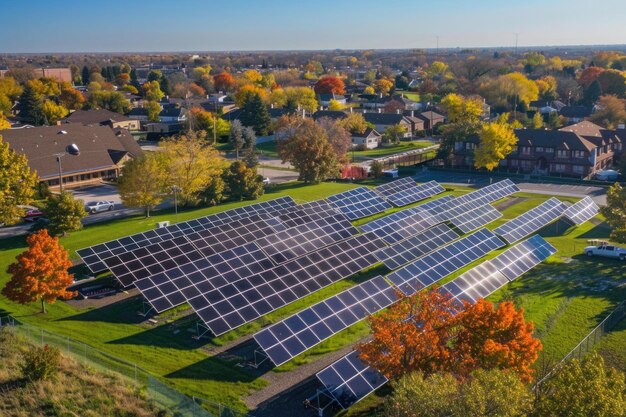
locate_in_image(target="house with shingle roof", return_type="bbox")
[63,109,140,131]
[362,112,413,137]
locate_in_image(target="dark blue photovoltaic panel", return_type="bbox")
[387,228,505,296]
[359,208,437,244]
[494,198,566,244]
[449,204,502,233]
[562,196,599,225]
[327,187,392,220]
[254,276,397,366]
[316,350,388,409]
[375,224,460,270]
[374,177,417,197]
[416,195,455,213]
[386,181,445,207]
[490,235,557,281]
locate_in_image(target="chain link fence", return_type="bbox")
[0,317,250,417]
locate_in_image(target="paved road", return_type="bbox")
[413,171,608,205]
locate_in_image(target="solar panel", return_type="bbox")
[135,242,274,313]
[416,195,455,212]
[77,196,297,273]
[316,350,388,409]
[254,276,397,366]
[387,228,505,296]
[273,203,339,229]
[375,224,460,270]
[494,198,567,244]
[449,204,502,233]
[373,177,417,197]
[255,214,358,264]
[327,187,392,220]
[359,209,437,244]
[490,235,557,281]
[386,181,445,207]
[190,233,387,336]
[444,261,509,304]
[562,196,599,225]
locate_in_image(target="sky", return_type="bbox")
[0,0,625,53]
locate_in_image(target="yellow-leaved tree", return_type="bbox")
[0,134,38,225]
[474,113,518,171]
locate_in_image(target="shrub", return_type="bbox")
[22,344,61,381]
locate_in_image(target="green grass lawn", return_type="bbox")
[1,181,624,414]
[352,140,435,160]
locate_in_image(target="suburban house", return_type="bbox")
[415,110,445,130]
[159,106,187,123]
[312,110,348,121]
[362,112,413,137]
[402,110,426,133]
[560,105,593,123]
[451,121,623,178]
[128,107,150,123]
[2,124,143,188]
[63,109,140,131]
[530,100,566,114]
[318,93,347,107]
[351,128,382,149]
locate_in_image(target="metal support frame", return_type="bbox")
[250,348,270,369]
[304,387,338,417]
[138,300,154,317]
[194,321,212,340]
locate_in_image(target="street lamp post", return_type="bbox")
[171,185,182,223]
[55,144,80,193]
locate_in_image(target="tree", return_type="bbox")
[531,111,544,128]
[597,70,626,97]
[59,86,85,110]
[314,76,346,95]
[87,91,130,114]
[370,160,384,178]
[277,118,338,184]
[234,84,269,107]
[327,99,344,110]
[385,369,532,417]
[338,112,371,135]
[454,299,542,383]
[242,126,258,167]
[18,84,47,125]
[200,173,225,206]
[0,134,38,226]
[118,154,168,217]
[382,124,407,145]
[142,81,164,102]
[188,107,230,142]
[441,93,484,124]
[2,229,75,313]
[42,100,68,123]
[474,115,518,171]
[81,65,90,85]
[239,93,271,136]
[222,161,264,201]
[600,182,626,243]
[213,72,236,92]
[147,70,162,82]
[229,120,245,159]
[356,289,458,380]
[145,100,161,122]
[578,66,605,89]
[161,131,225,206]
[45,192,86,236]
[534,352,625,417]
[284,87,318,113]
[0,115,9,130]
[590,95,626,129]
[584,80,603,105]
[373,78,394,96]
[547,111,562,129]
[317,118,351,163]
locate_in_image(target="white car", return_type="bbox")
[85,200,115,214]
[584,244,626,261]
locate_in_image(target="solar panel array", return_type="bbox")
[388,229,505,296]
[187,233,387,336]
[494,198,567,244]
[255,214,357,264]
[254,276,397,366]
[563,196,599,225]
[375,224,460,270]
[359,209,437,244]
[77,197,297,273]
[373,177,417,197]
[386,181,446,207]
[449,204,502,233]
[327,187,392,220]
[316,350,388,409]
[318,234,557,411]
[416,195,455,212]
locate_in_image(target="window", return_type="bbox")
[512,146,518,153]
[573,165,584,174]
[545,147,554,153]
[509,159,519,167]
[573,150,586,158]
[556,149,569,158]
[466,143,476,150]
[536,147,544,152]
[552,163,566,172]
[521,146,532,155]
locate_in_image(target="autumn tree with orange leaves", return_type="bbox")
[357,288,542,383]
[2,229,75,313]
[213,72,236,92]
[454,299,542,383]
[314,76,346,95]
[356,289,458,380]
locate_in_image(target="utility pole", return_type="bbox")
[436,36,439,57]
[515,33,519,55]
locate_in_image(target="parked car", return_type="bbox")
[595,169,619,181]
[85,200,115,214]
[584,241,626,260]
[23,207,45,221]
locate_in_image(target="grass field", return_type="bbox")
[351,140,434,159]
[0,181,624,414]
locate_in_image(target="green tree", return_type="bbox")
[382,124,407,144]
[474,114,518,171]
[370,160,384,178]
[222,161,264,201]
[277,118,338,183]
[239,93,271,135]
[584,80,603,105]
[118,154,168,217]
[229,119,245,159]
[534,353,625,417]
[145,100,161,122]
[87,91,130,114]
[0,134,38,225]
[22,344,61,381]
[242,126,258,167]
[531,111,544,129]
[147,70,162,82]
[200,173,225,206]
[81,65,90,85]
[45,192,87,236]
[600,182,626,243]
[42,100,68,123]
[548,111,562,129]
[18,84,48,125]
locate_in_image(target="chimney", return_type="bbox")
[411,110,414,117]
[206,95,209,99]
[350,107,353,113]
[396,109,400,114]
[302,109,305,118]
[271,103,274,109]
[379,93,383,98]
[378,108,382,113]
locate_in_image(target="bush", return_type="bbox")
[22,344,61,381]
[354,144,367,151]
